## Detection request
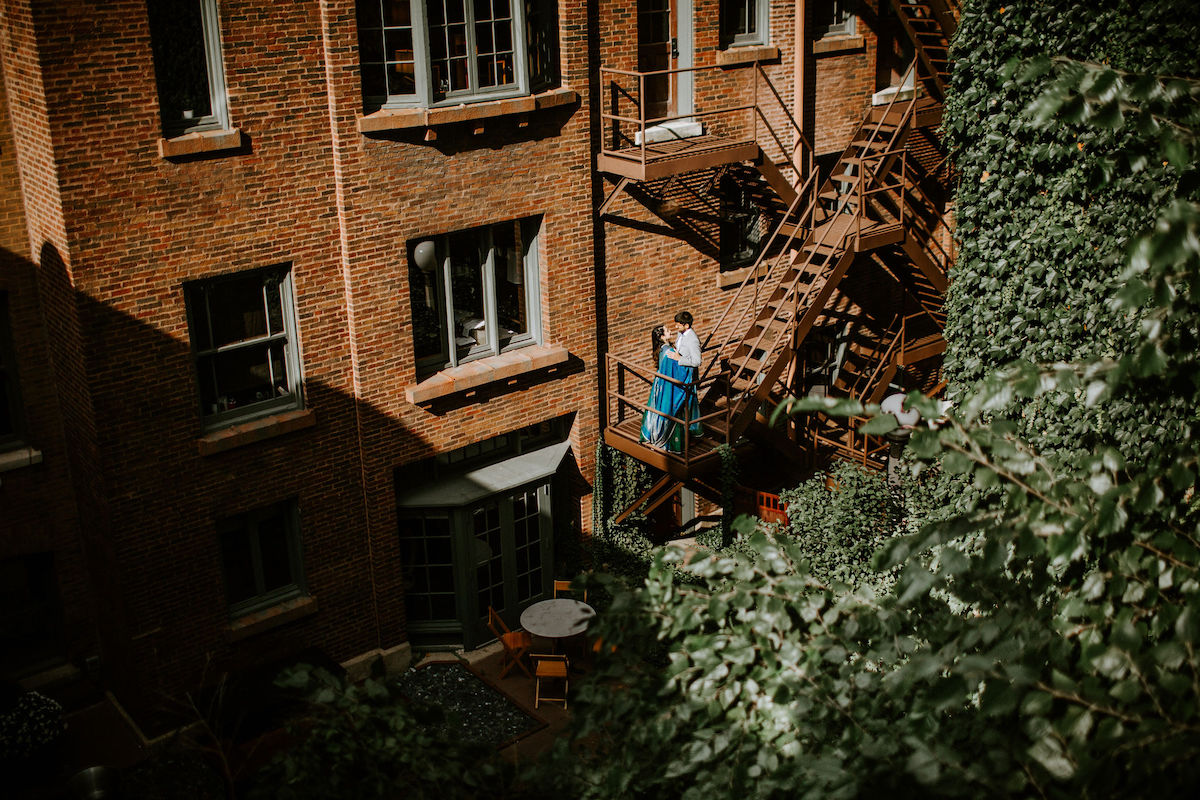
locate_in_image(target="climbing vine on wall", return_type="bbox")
[717,443,738,548]
[591,442,656,577]
[941,0,1200,467]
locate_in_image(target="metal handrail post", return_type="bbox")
[753,64,759,144]
[639,73,646,167]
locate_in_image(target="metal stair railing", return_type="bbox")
[855,148,908,240]
[837,326,904,404]
[696,170,821,383]
[695,59,924,439]
[606,351,733,463]
[714,60,923,401]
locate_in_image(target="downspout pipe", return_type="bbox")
[794,0,807,179]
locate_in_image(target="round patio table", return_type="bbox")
[520,598,595,642]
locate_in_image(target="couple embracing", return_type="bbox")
[639,311,704,453]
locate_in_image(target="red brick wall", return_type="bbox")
[1,0,598,722]
[0,35,100,674]
[809,2,879,156]
[0,0,902,723]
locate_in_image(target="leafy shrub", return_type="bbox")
[778,462,901,589]
[542,4,1200,798]
[249,663,510,800]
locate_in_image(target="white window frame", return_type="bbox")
[818,0,857,38]
[358,0,532,110]
[413,217,543,376]
[149,0,230,135]
[218,500,306,618]
[185,265,304,430]
[721,0,769,48]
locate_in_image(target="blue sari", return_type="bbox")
[639,345,703,453]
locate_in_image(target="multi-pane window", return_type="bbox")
[219,501,305,617]
[147,0,229,135]
[401,514,457,623]
[356,0,558,110]
[511,487,543,604]
[474,501,505,617]
[814,0,856,38]
[409,217,542,376]
[721,0,768,48]
[719,176,767,269]
[185,266,302,429]
[0,293,23,448]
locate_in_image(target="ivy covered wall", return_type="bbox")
[942,0,1200,464]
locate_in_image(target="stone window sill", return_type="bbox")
[0,444,43,473]
[405,343,570,405]
[812,35,864,56]
[197,408,316,457]
[228,595,318,643]
[358,87,579,134]
[716,45,780,67]
[158,127,243,159]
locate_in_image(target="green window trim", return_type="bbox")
[0,292,26,450]
[184,265,304,431]
[721,0,769,49]
[409,216,543,378]
[218,499,307,619]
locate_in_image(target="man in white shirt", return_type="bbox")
[668,311,701,368]
[667,310,704,440]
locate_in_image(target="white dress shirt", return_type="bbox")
[675,327,701,368]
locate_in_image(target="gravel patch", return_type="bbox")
[394,661,543,748]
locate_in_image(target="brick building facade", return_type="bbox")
[0,0,939,730]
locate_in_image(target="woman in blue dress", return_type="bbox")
[640,326,703,452]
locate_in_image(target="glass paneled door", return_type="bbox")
[469,483,552,648]
[401,482,553,649]
[637,0,676,122]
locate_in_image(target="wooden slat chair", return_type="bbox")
[553,578,587,603]
[487,606,533,680]
[533,653,569,708]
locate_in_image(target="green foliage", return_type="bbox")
[250,664,508,800]
[778,462,902,590]
[541,4,1200,798]
[941,0,1200,468]
[590,442,657,579]
[718,443,738,547]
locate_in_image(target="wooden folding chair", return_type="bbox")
[553,579,586,603]
[533,653,569,708]
[487,606,533,679]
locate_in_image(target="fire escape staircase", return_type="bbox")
[891,0,957,104]
[601,7,957,518]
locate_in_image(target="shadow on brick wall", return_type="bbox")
[4,239,539,731]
